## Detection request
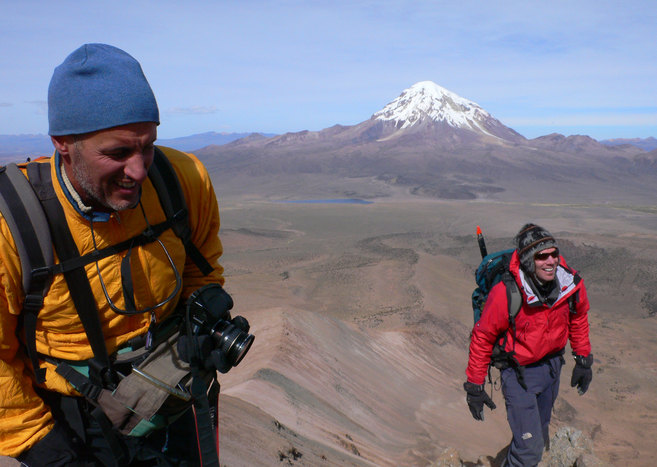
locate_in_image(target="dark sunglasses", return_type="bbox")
[535,249,559,261]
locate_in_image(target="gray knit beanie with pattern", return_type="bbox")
[514,223,558,273]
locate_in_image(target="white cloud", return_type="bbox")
[166,106,219,115]
[26,101,47,114]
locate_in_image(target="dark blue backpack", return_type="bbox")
[471,248,522,325]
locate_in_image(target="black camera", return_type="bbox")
[183,284,254,371]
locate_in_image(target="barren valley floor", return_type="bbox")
[216,195,657,466]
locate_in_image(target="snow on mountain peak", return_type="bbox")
[373,81,493,133]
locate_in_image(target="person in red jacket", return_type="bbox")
[464,223,593,467]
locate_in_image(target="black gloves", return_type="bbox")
[571,353,594,395]
[463,381,496,421]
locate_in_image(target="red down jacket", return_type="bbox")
[466,250,591,385]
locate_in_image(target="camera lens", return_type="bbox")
[210,320,255,367]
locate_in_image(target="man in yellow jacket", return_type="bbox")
[0,43,242,465]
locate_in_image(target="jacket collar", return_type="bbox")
[511,250,577,307]
[54,151,112,223]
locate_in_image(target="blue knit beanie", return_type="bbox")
[48,43,160,136]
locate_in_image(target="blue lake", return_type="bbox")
[276,198,373,205]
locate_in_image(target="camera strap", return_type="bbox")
[190,364,220,467]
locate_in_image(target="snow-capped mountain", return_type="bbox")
[371,81,525,143]
[373,81,490,129]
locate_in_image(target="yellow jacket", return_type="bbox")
[0,146,225,456]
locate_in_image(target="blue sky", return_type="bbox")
[1,1,655,140]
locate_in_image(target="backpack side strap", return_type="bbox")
[150,148,214,276]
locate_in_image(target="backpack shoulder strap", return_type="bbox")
[568,290,578,314]
[149,147,213,276]
[502,272,523,321]
[0,162,55,382]
[26,162,114,387]
[0,163,54,294]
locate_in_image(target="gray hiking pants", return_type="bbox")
[501,354,563,467]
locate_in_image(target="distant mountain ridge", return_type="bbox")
[600,136,657,151]
[0,80,653,167]
[0,131,275,161]
[195,81,656,204]
[0,134,53,160]
[158,131,276,151]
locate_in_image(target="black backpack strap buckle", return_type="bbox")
[23,293,44,311]
[32,266,53,282]
[141,226,157,242]
[87,358,119,390]
[55,361,104,400]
